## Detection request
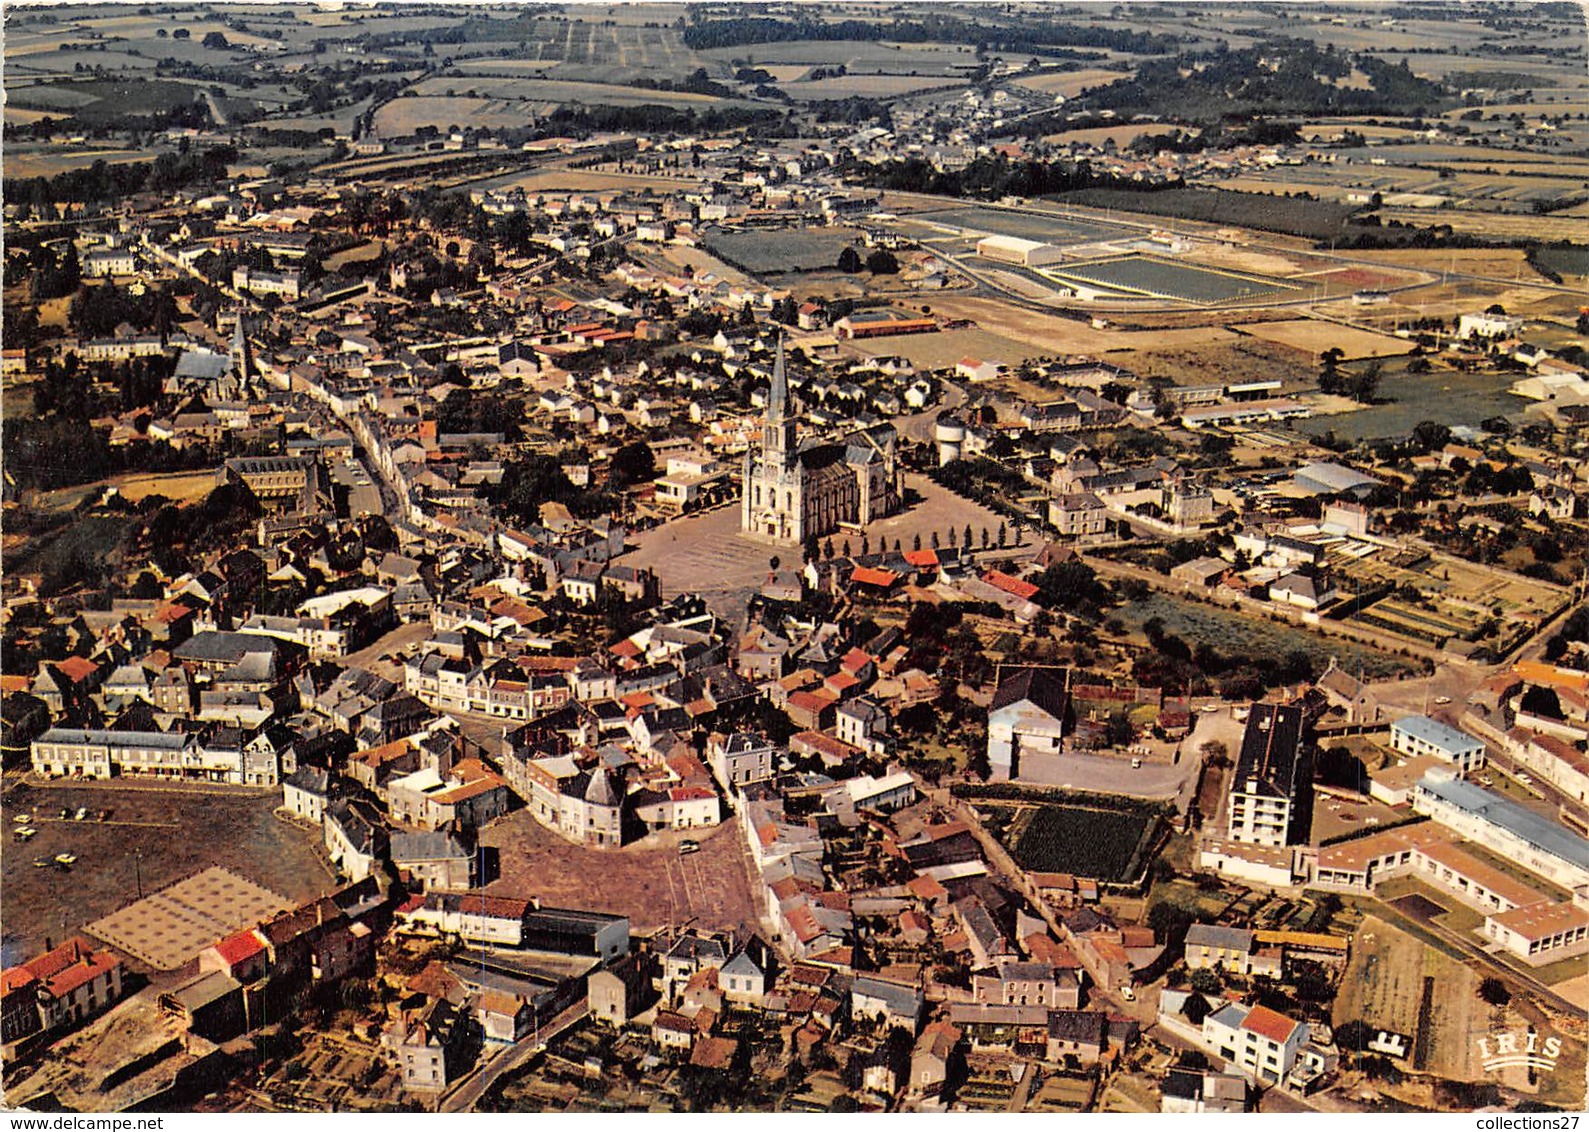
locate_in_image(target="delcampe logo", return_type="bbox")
[1475,1029,1563,1074]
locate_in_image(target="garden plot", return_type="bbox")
[984,801,1162,883]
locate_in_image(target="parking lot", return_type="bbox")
[1,776,335,967]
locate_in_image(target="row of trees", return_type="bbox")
[4,145,238,208]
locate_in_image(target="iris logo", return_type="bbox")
[1475,1029,1562,1074]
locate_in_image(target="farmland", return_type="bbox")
[2,148,159,179]
[784,74,960,100]
[374,97,551,134]
[990,801,1162,883]
[843,326,1040,370]
[1045,254,1299,305]
[1234,319,1412,360]
[406,75,744,108]
[1300,364,1523,442]
[1054,187,1364,242]
[5,77,211,127]
[1012,68,1133,98]
[702,227,858,275]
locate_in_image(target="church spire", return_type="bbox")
[768,334,787,425]
[230,307,254,386]
[764,333,795,462]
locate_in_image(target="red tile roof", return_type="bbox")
[3,937,120,1001]
[1243,1003,1300,1045]
[850,567,899,588]
[982,570,1039,601]
[212,929,266,968]
[55,656,101,683]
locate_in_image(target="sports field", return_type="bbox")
[1047,254,1298,304]
[912,206,1127,246]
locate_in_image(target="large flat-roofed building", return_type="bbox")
[1412,769,1589,889]
[1390,715,1486,775]
[1483,900,1589,966]
[1227,703,1312,848]
[976,235,1065,267]
[522,907,629,963]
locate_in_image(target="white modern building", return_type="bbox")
[1390,715,1486,775]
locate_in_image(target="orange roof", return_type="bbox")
[4,937,119,1002]
[903,549,939,569]
[841,647,874,671]
[55,656,100,683]
[982,570,1039,601]
[788,690,838,713]
[1025,935,1082,969]
[850,566,899,588]
[1512,660,1589,695]
[1243,1004,1300,1045]
[212,929,265,968]
[352,737,412,767]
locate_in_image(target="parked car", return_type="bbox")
[679,840,701,855]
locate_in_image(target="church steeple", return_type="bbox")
[765,335,795,462]
[230,308,254,387]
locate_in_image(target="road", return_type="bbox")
[894,378,968,444]
[203,89,228,128]
[439,1000,589,1113]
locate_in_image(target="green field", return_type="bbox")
[1302,366,1521,442]
[703,227,859,275]
[1003,803,1161,882]
[6,78,210,126]
[1115,593,1417,678]
[1046,254,1297,304]
[914,206,1127,245]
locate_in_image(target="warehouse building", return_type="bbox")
[976,235,1066,267]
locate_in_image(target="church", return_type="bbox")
[741,338,903,546]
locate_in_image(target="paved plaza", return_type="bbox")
[616,473,1022,618]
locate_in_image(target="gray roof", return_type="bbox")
[1416,773,1589,870]
[38,727,189,750]
[391,830,470,863]
[990,667,1068,721]
[851,976,922,1017]
[1185,923,1254,952]
[1391,714,1484,755]
[168,970,241,1012]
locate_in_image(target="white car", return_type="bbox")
[1433,696,1451,705]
